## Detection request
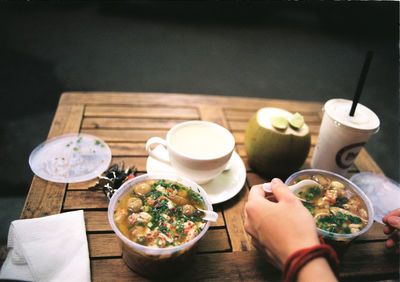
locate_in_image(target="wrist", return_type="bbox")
[297,257,337,282]
[281,237,321,265]
[282,244,339,282]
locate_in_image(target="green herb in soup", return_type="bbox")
[114,179,206,248]
[291,174,368,235]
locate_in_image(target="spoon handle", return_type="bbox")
[199,209,218,222]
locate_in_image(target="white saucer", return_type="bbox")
[146,145,246,204]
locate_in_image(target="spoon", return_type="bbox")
[198,209,219,222]
[262,180,322,203]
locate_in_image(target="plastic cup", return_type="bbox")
[285,169,374,247]
[107,173,213,277]
[311,99,380,175]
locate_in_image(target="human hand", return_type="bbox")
[382,208,400,253]
[244,178,320,269]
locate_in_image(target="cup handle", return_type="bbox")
[145,137,171,164]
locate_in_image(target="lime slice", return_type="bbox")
[270,116,288,130]
[289,112,305,129]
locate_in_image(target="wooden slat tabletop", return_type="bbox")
[21,92,399,281]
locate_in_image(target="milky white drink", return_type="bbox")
[311,99,380,175]
[170,124,230,159]
[146,121,235,184]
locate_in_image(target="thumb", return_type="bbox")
[270,178,293,202]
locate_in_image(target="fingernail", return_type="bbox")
[262,183,272,193]
[271,178,283,185]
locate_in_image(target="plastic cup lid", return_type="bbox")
[350,172,400,224]
[29,133,112,183]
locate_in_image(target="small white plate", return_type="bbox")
[146,145,246,204]
[29,133,112,183]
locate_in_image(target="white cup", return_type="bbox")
[146,121,235,184]
[311,99,380,175]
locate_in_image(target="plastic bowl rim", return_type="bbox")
[285,168,375,240]
[107,173,212,255]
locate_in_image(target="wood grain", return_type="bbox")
[108,142,147,157]
[47,104,84,138]
[222,184,254,252]
[80,129,168,142]
[20,176,67,219]
[90,243,398,281]
[82,117,194,129]
[20,93,396,281]
[21,104,84,219]
[85,105,199,119]
[90,251,282,281]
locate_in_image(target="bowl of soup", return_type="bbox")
[285,169,374,243]
[108,173,214,277]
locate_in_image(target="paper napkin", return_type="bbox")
[0,210,90,282]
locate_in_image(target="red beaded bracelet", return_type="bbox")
[282,243,340,282]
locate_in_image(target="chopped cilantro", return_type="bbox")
[336,197,348,206]
[316,211,363,234]
[305,186,321,201]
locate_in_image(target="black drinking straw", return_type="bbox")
[349,50,374,116]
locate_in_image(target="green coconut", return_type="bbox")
[244,107,311,178]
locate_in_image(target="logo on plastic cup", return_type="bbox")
[335,142,366,169]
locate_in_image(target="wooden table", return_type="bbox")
[21,92,399,281]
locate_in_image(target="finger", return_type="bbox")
[248,184,277,206]
[271,178,284,185]
[385,230,399,249]
[386,238,395,249]
[243,216,254,238]
[387,216,400,229]
[385,237,399,250]
[270,178,296,202]
[382,208,400,223]
[248,184,267,201]
[262,183,272,193]
[383,224,394,235]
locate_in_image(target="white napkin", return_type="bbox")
[0,210,90,282]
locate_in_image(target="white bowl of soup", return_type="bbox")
[285,169,374,242]
[108,173,214,277]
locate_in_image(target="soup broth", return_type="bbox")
[290,174,368,234]
[114,179,206,248]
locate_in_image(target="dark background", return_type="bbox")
[0,1,398,242]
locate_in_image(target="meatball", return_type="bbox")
[127,197,143,213]
[168,194,188,206]
[134,182,152,195]
[182,204,196,217]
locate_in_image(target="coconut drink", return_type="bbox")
[244,108,311,178]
